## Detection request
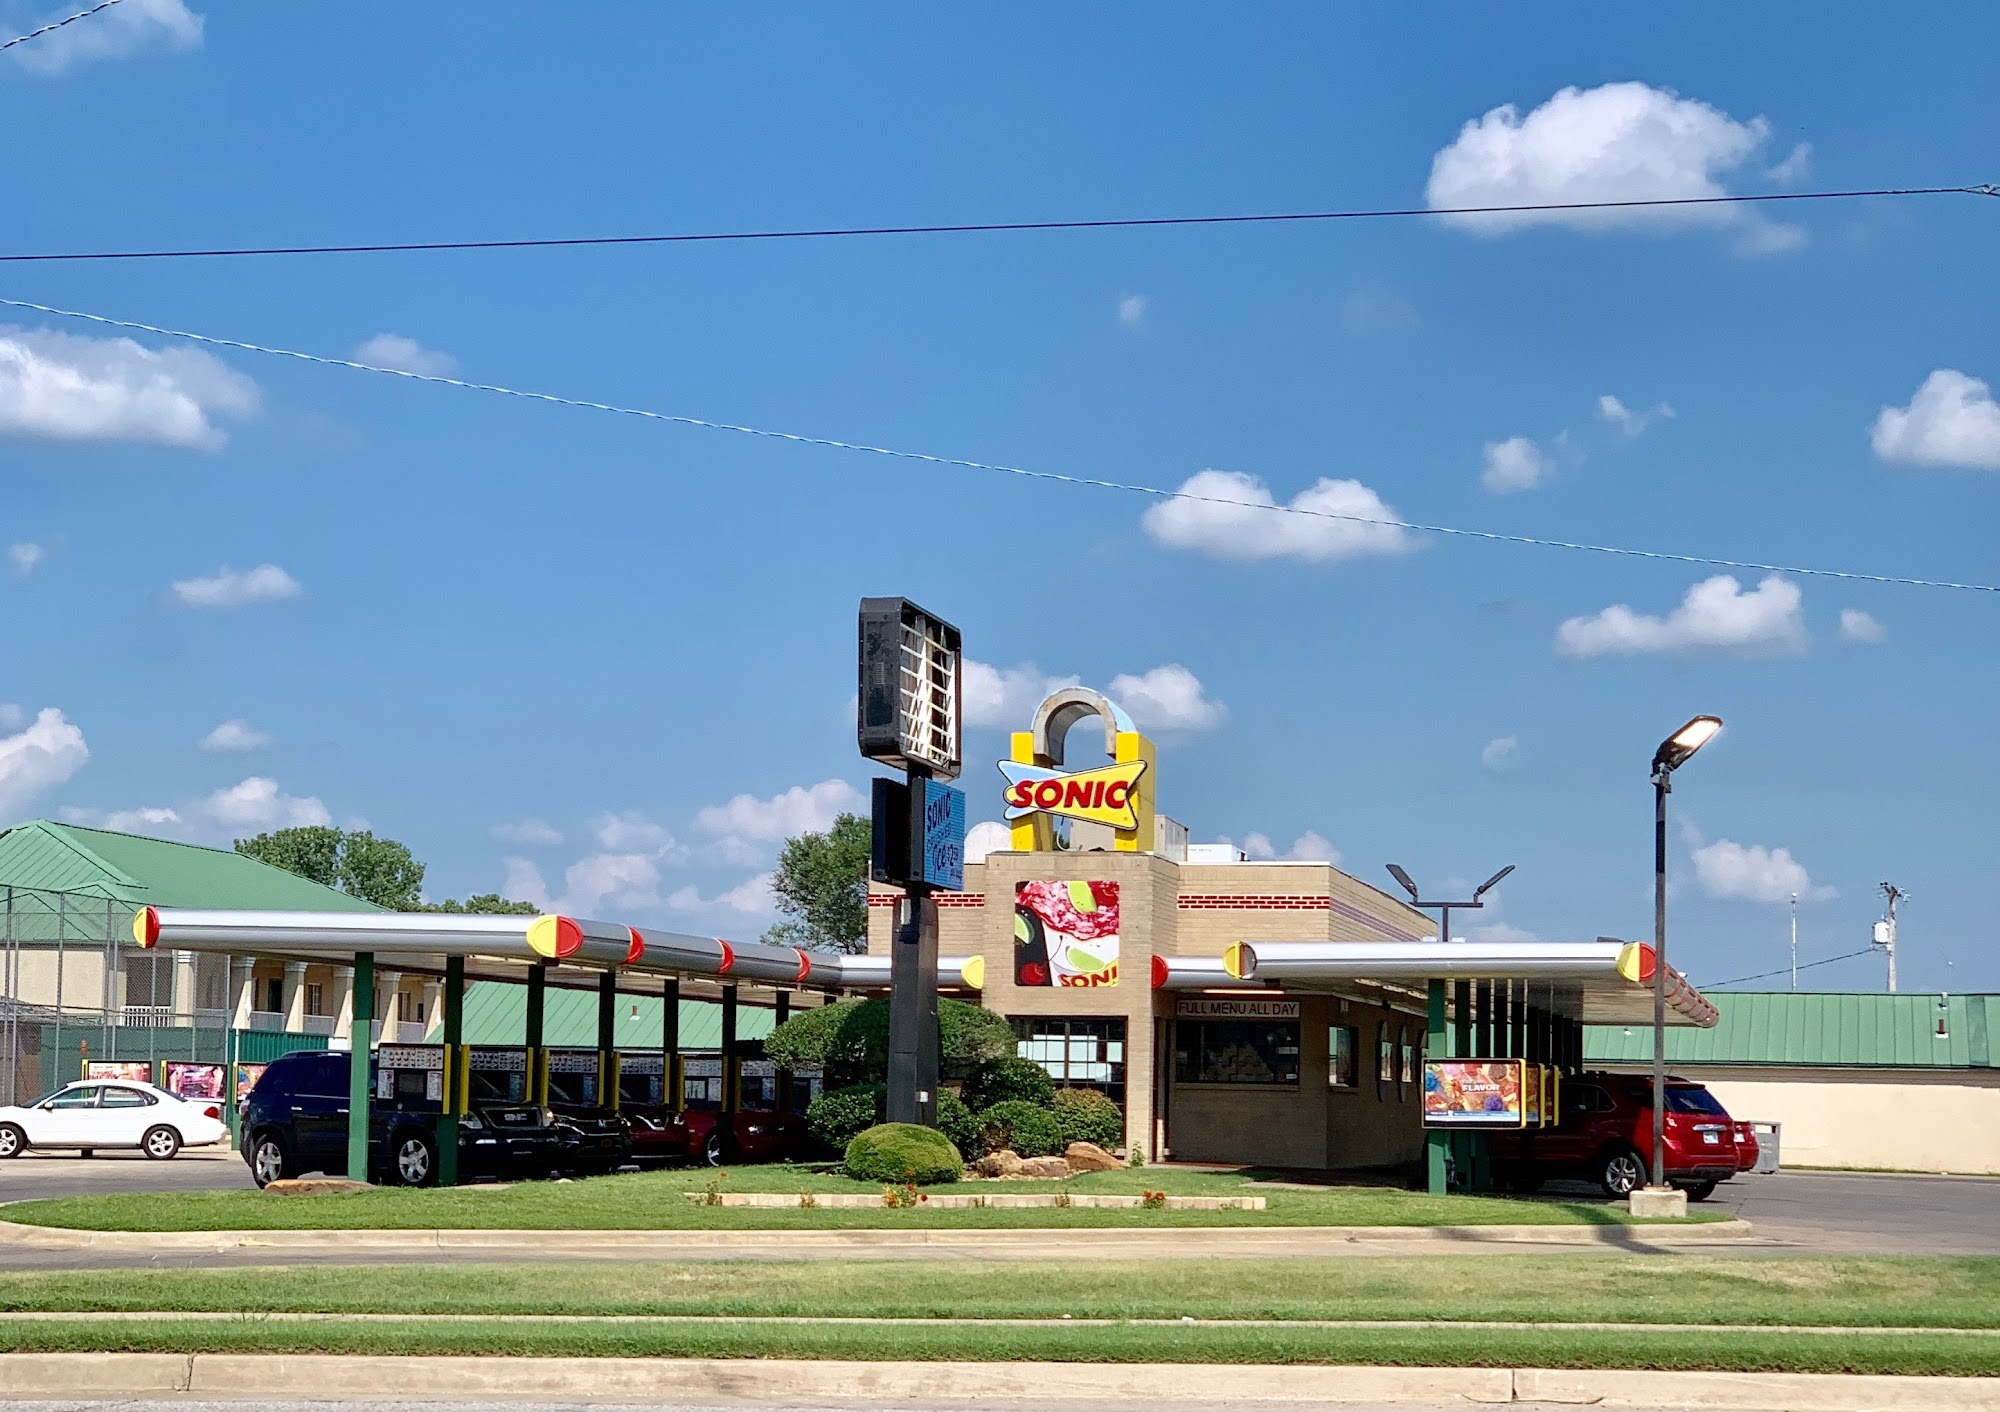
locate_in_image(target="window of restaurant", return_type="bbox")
[1328,1025,1360,1089]
[1174,1020,1301,1086]
[1011,1017,1126,1108]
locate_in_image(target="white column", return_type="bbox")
[378,971,403,1043]
[330,966,355,1050]
[230,958,256,1029]
[281,961,308,1032]
[420,979,443,1040]
[171,950,197,1025]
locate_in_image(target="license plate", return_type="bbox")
[1702,1132,1719,1144]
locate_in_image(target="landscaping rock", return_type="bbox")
[262,1178,372,1196]
[1014,1155,1071,1179]
[1063,1141,1120,1173]
[974,1149,1024,1178]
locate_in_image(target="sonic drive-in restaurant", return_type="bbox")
[867,686,1718,1181]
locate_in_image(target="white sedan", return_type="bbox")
[0,1080,228,1160]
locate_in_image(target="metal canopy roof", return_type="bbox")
[1155,938,1717,1027]
[1587,991,1996,1067]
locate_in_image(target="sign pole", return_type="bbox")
[888,767,941,1126]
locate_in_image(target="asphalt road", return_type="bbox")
[0,1163,1992,1270]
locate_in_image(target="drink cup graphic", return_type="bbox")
[1014,880,1119,988]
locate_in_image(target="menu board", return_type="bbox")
[86,1061,152,1084]
[163,1061,226,1101]
[1422,1059,1528,1128]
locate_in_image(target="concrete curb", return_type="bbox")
[0,1217,1755,1254]
[1,1353,1994,1409]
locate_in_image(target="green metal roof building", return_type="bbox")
[447,980,770,1051]
[1585,991,1997,1071]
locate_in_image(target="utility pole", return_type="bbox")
[1789,893,1798,991]
[1875,884,1904,994]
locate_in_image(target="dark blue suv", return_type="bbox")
[240,1050,561,1188]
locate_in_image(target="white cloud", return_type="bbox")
[1107,665,1226,731]
[1598,394,1675,437]
[1767,141,1813,185]
[1690,835,1833,904]
[1142,469,1417,564]
[8,542,44,577]
[963,661,1080,729]
[202,776,330,831]
[1463,920,1540,943]
[963,820,1012,864]
[0,708,89,823]
[0,326,254,448]
[171,563,301,609]
[1836,609,1884,644]
[492,818,564,846]
[8,0,201,75]
[501,858,554,912]
[694,779,864,843]
[0,704,22,730]
[667,872,775,918]
[1426,82,1801,253]
[1556,574,1807,659]
[1870,369,2000,471]
[1236,830,1341,865]
[1339,286,1420,336]
[1481,735,1519,771]
[593,811,678,854]
[1480,436,1551,494]
[199,719,271,753]
[1117,295,1148,329]
[353,333,457,377]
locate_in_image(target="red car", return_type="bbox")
[621,1105,813,1166]
[1490,1071,1745,1201]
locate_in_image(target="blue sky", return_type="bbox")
[3,4,1995,994]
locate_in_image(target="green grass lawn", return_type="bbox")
[0,1316,1990,1376]
[0,1255,1991,1329]
[1,1164,1719,1232]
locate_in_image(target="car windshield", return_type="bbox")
[24,1088,66,1108]
[1667,1086,1727,1115]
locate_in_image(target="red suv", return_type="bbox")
[1491,1071,1744,1201]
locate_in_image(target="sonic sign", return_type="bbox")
[1000,687,1157,853]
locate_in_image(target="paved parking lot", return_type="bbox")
[0,1145,253,1201]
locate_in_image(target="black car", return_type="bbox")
[544,1071,633,1175]
[240,1050,562,1188]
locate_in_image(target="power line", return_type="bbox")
[5,293,1996,596]
[1706,948,1876,990]
[2,185,1994,264]
[0,0,129,53]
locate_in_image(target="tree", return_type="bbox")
[763,996,1014,1088]
[424,893,540,915]
[236,826,424,910]
[763,811,871,953]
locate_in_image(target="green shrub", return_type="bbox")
[935,1091,981,1158]
[764,997,1015,1089]
[1051,1087,1123,1149]
[979,1099,1062,1158]
[806,1082,884,1151]
[843,1122,962,1185]
[965,1055,1054,1110]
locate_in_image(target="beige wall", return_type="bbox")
[1629,1066,2000,1176]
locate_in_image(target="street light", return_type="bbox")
[1648,714,1721,1192]
[1385,863,1515,943]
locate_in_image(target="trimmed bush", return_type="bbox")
[844,1122,962,1185]
[935,1091,981,1160]
[965,1055,1054,1111]
[979,1099,1062,1158]
[806,1082,884,1151]
[1051,1087,1124,1149]
[764,997,1015,1089]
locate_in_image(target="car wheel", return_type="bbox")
[0,1123,24,1159]
[390,1130,438,1187]
[141,1126,181,1161]
[250,1134,292,1188]
[1598,1147,1647,1198]
[1679,1179,1719,1203]
[704,1131,725,1167]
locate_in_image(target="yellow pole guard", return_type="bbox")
[454,1045,470,1116]
[532,1049,549,1108]
[670,1054,686,1112]
[605,1052,622,1111]
[724,1056,742,1112]
[439,1044,452,1115]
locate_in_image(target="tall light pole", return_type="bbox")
[1385,863,1515,945]
[1649,715,1722,1191]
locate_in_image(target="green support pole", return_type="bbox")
[597,969,618,1109]
[1425,979,1448,1195]
[1451,980,1473,1189]
[525,963,546,1106]
[662,977,682,1112]
[1471,980,1493,1191]
[773,990,793,1112]
[438,955,464,1187]
[346,953,374,1183]
[721,984,739,1114]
